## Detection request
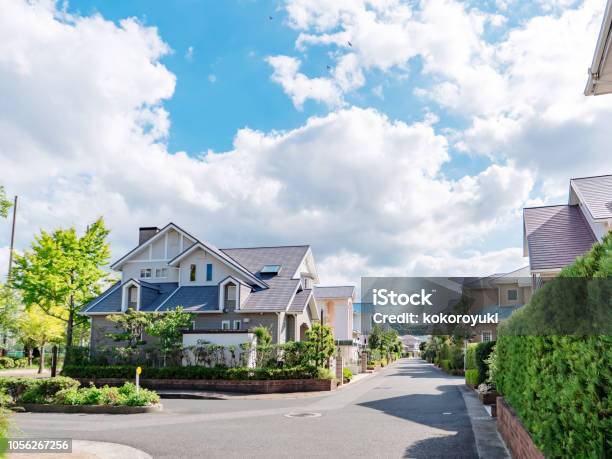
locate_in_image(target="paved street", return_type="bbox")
[10,359,503,458]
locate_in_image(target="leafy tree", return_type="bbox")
[252,325,272,345]
[0,185,11,218]
[17,305,64,373]
[368,324,383,351]
[305,323,336,368]
[107,310,153,349]
[11,218,111,347]
[0,284,22,356]
[146,307,194,366]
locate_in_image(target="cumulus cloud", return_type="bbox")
[0,0,536,288]
[266,55,343,108]
[277,0,610,201]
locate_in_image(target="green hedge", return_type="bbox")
[62,365,323,381]
[495,232,611,457]
[465,369,479,386]
[465,344,477,370]
[474,341,495,385]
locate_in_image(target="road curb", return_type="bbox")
[459,386,510,458]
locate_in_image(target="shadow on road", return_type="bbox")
[358,361,478,458]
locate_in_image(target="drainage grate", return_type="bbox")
[284,412,322,418]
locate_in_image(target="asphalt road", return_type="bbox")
[11,359,488,458]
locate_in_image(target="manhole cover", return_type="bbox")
[284,412,322,418]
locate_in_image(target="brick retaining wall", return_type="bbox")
[76,378,337,394]
[497,397,544,459]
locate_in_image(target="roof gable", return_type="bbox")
[570,175,612,220]
[523,205,597,271]
[110,223,196,270]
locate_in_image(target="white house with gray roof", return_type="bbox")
[314,286,357,342]
[83,223,354,347]
[523,174,611,284]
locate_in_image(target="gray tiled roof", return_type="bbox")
[84,281,122,313]
[571,175,612,220]
[157,286,219,312]
[314,285,355,299]
[241,278,300,311]
[140,283,179,312]
[288,289,312,312]
[221,246,309,279]
[524,205,597,271]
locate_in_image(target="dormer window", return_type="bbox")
[128,286,138,310]
[261,265,281,275]
[190,264,197,282]
[140,268,152,279]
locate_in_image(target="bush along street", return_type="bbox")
[495,233,612,458]
[0,376,159,408]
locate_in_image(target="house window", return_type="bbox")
[482,331,493,342]
[224,283,237,310]
[221,320,230,330]
[206,263,213,281]
[155,267,168,278]
[233,320,241,330]
[507,289,518,301]
[128,286,138,310]
[190,264,197,282]
[190,320,196,331]
[140,268,152,279]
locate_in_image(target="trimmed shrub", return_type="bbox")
[19,377,80,404]
[465,343,477,370]
[52,382,159,407]
[465,369,479,386]
[343,367,352,381]
[474,341,495,385]
[0,357,15,369]
[62,365,321,381]
[440,359,451,372]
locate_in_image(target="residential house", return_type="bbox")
[83,224,321,347]
[585,0,612,95]
[523,175,611,286]
[464,266,532,342]
[314,285,356,342]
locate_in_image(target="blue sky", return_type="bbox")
[0,0,608,284]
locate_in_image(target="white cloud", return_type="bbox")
[0,0,536,291]
[266,55,343,108]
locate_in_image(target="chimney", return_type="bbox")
[139,227,159,245]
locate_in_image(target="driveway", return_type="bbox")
[10,359,504,458]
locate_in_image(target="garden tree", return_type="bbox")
[11,218,111,347]
[0,284,22,356]
[252,325,272,345]
[0,185,11,218]
[146,307,195,366]
[17,305,64,373]
[305,323,336,368]
[368,324,383,351]
[107,310,153,349]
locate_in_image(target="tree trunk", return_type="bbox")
[27,347,33,366]
[38,346,45,374]
[66,302,74,348]
[1,333,6,357]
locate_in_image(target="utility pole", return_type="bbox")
[7,195,17,280]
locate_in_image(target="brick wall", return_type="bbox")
[497,397,544,459]
[76,377,337,394]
